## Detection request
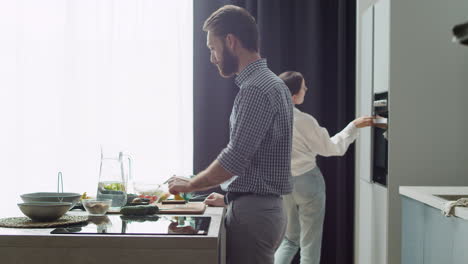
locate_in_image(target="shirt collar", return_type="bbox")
[234,58,267,88]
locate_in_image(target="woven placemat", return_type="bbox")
[0,215,88,228]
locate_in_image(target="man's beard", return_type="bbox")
[218,45,239,78]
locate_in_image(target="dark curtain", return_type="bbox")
[193,0,356,263]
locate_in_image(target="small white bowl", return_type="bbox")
[18,202,72,222]
[82,199,112,216]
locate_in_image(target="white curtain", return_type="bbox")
[0,0,193,213]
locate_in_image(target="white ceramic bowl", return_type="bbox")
[20,192,81,208]
[17,202,72,222]
[82,199,112,216]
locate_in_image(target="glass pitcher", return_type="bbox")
[96,146,133,210]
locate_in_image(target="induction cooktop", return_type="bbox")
[51,215,211,236]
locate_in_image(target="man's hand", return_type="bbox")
[204,192,226,207]
[168,176,193,195]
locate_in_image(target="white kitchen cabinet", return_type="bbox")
[357,179,372,263]
[355,1,389,263]
[372,183,387,264]
[356,5,374,183]
[372,0,389,94]
[356,179,388,264]
[355,0,468,263]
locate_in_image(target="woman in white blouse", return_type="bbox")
[274,71,374,264]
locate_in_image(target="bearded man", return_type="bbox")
[168,5,294,264]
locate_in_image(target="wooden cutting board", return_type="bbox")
[155,202,206,214]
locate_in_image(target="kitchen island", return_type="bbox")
[0,205,226,264]
[400,186,468,264]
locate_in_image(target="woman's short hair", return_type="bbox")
[203,5,259,52]
[279,71,304,96]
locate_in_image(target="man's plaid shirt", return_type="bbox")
[217,59,293,195]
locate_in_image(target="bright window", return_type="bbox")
[0,0,193,213]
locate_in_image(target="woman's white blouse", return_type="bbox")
[291,107,359,176]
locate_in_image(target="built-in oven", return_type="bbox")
[372,91,388,186]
